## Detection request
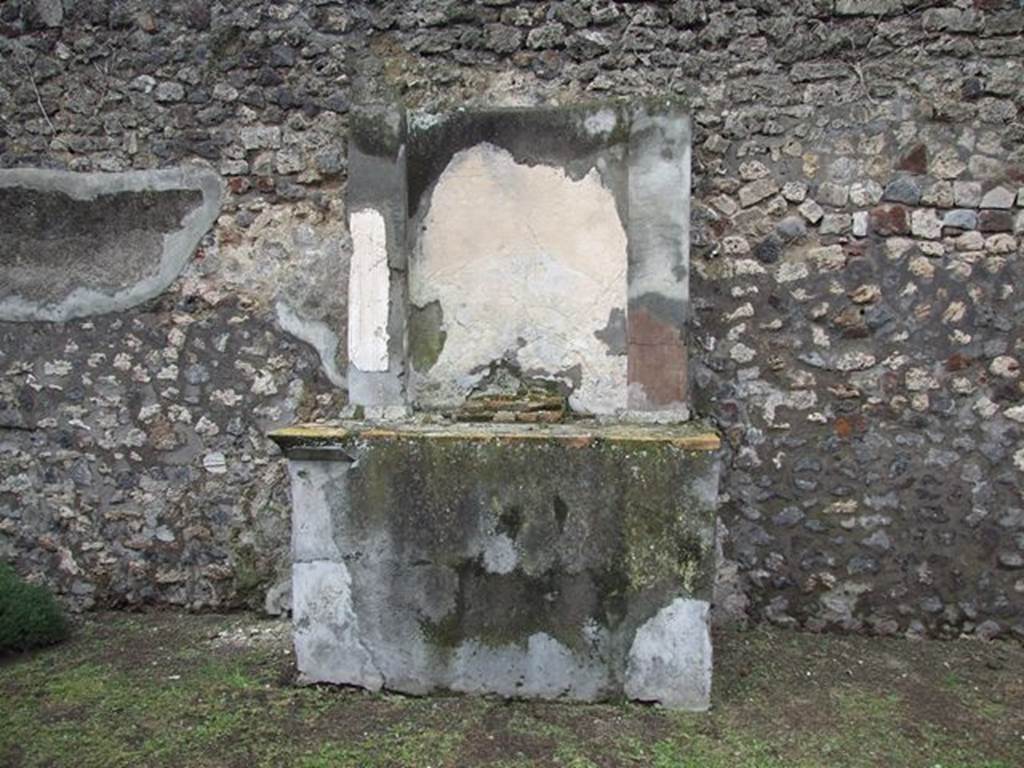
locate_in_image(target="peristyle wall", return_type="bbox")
[1,0,1022,639]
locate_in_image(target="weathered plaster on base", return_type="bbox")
[625,597,712,711]
[292,560,383,689]
[449,633,611,701]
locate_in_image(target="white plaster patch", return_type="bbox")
[410,143,628,414]
[450,632,609,701]
[482,533,518,575]
[624,597,711,711]
[348,208,390,372]
[583,108,618,137]
[292,560,383,689]
[275,300,345,387]
[288,459,347,562]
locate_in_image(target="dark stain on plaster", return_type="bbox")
[349,104,405,158]
[553,494,569,533]
[405,104,632,223]
[345,434,716,575]
[401,101,690,260]
[594,307,627,355]
[409,300,446,372]
[498,505,523,539]
[0,187,202,302]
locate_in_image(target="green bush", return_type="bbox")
[0,563,70,652]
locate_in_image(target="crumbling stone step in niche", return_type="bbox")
[271,422,721,710]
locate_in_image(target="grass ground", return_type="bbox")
[0,612,1021,767]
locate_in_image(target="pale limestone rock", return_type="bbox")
[969,392,994,422]
[921,181,954,208]
[911,209,942,240]
[781,181,807,203]
[990,356,1020,379]
[930,149,967,180]
[850,284,880,304]
[980,186,1015,209]
[711,195,738,216]
[985,234,1017,254]
[721,236,750,255]
[908,256,935,279]
[953,181,982,207]
[809,245,846,271]
[738,177,780,208]
[798,199,824,223]
[849,180,883,207]
[852,211,869,237]
[905,367,939,391]
[776,261,809,283]
[739,161,770,181]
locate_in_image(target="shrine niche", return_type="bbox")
[272,101,720,710]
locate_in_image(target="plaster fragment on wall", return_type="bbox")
[411,142,628,414]
[275,300,345,387]
[348,208,390,372]
[0,167,222,322]
[583,108,618,137]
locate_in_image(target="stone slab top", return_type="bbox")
[269,420,720,452]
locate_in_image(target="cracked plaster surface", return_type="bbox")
[409,142,628,415]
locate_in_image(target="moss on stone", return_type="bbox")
[408,300,447,372]
[338,431,717,655]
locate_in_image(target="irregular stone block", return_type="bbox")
[953,181,982,207]
[978,210,1013,232]
[798,199,824,224]
[980,186,1015,210]
[738,177,779,208]
[272,421,721,710]
[849,180,883,207]
[781,181,807,203]
[910,208,942,240]
[943,209,977,231]
[836,0,904,16]
[882,177,922,205]
[870,204,909,236]
[852,211,869,237]
[0,168,222,322]
[820,213,852,235]
[816,182,849,208]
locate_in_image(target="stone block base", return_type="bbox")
[272,421,720,710]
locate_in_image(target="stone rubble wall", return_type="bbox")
[0,0,1022,638]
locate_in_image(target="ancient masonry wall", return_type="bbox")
[0,0,1022,639]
